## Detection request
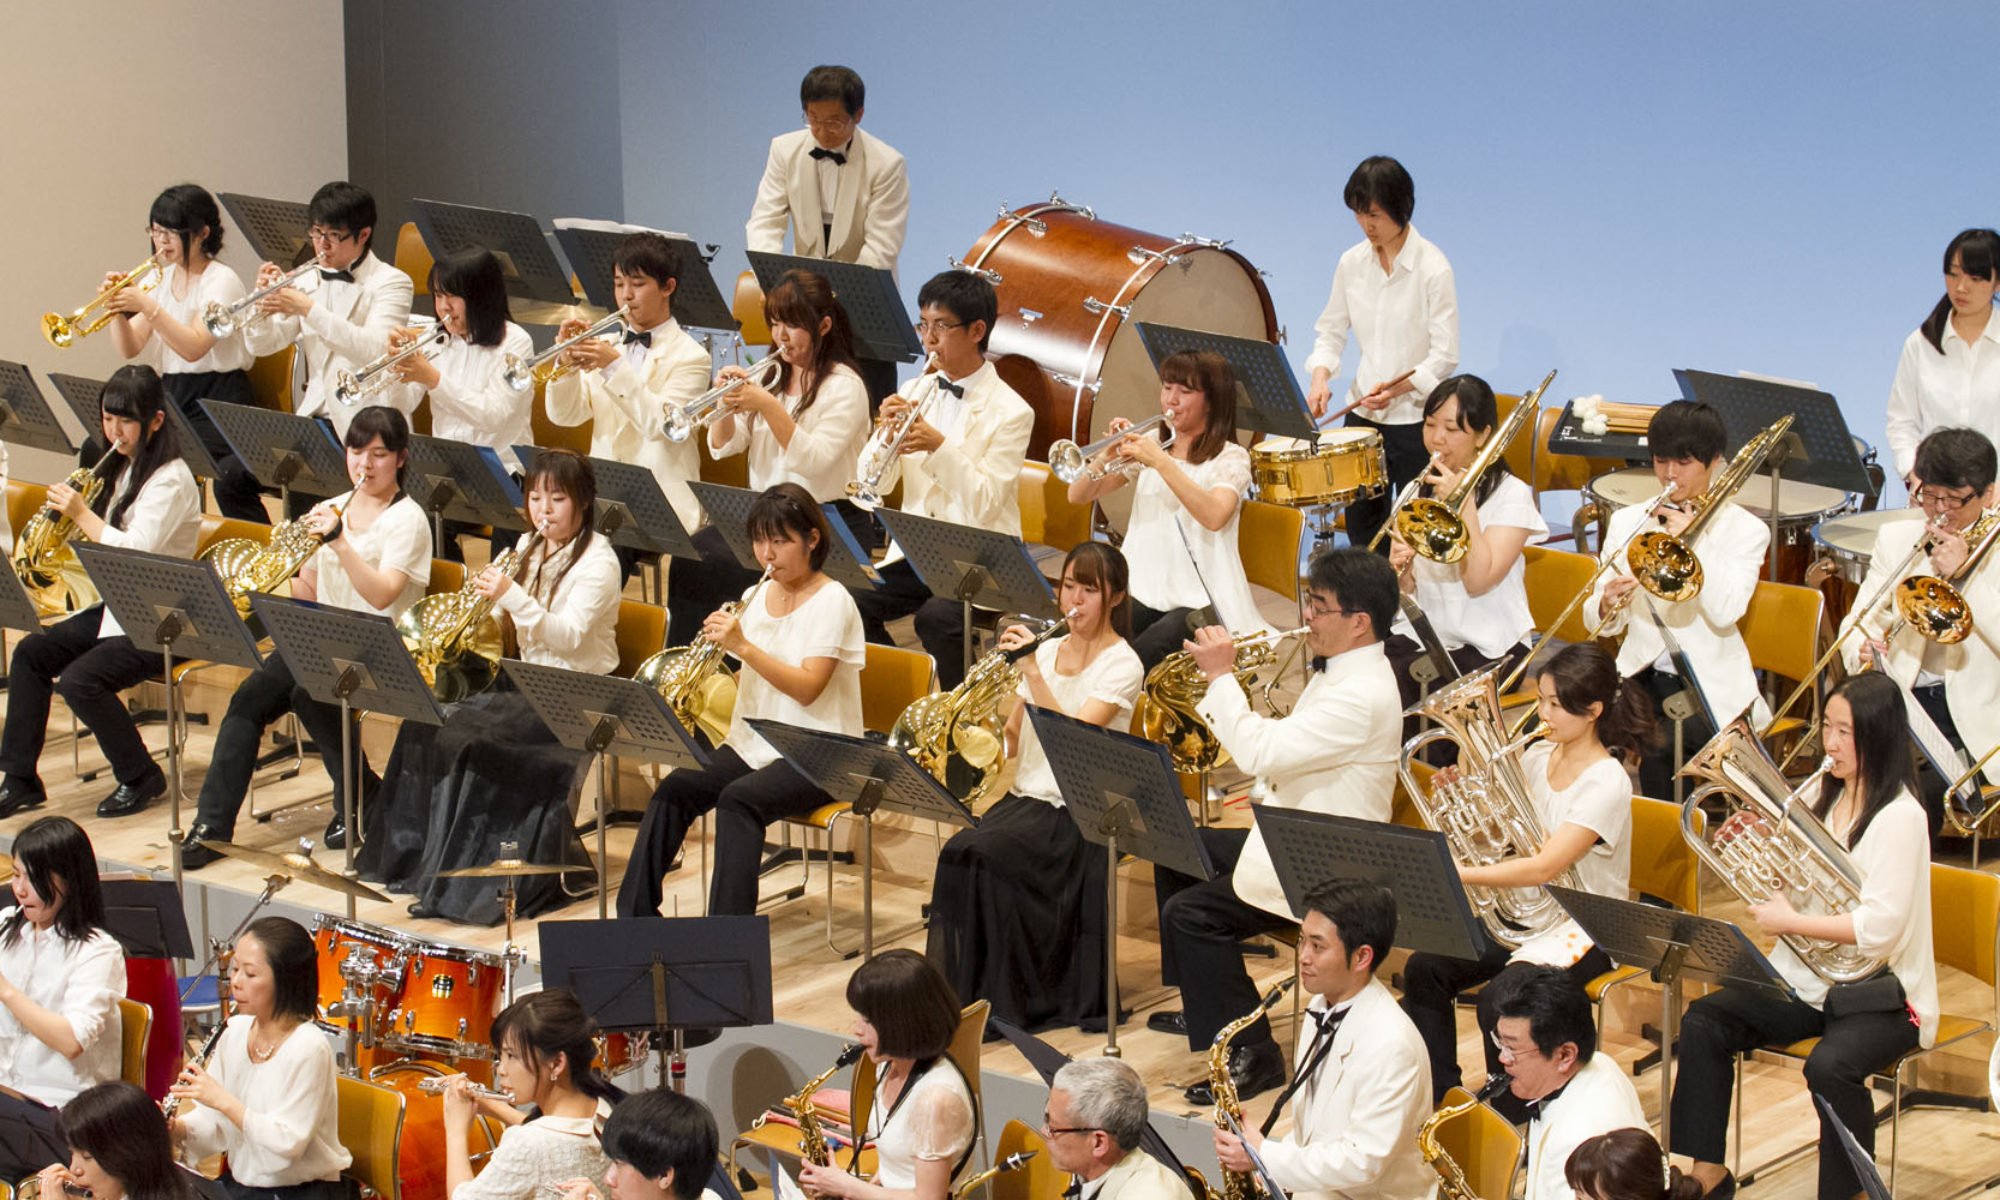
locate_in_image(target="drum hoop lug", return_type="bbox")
[1050,371,1102,395]
[1017,308,1043,326]
[946,256,1001,285]
[1081,296,1131,321]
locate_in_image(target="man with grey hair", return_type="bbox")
[1045,1059,1190,1200]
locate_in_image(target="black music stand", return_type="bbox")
[877,508,1060,678]
[405,436,528,545]
[408,198,588,325]
[218,192,313,268]
[747,251,922,366]
[746,719,977,961]
[250,595,444,918]
[687,481,881,590]
[56,372,224,484]
[1028,707,1214,1057]
[101,878,195,960]
[1134,323,1317,442]
[74,544,263,891]
[0,363,80,457]
[0,552,48,638]
[201,400,348,505]
[1814,1095,1893,1200]
[539,915,773,1093]
[1548,885,1791,1154]
[1253,806,1491,960]
[551,221,738,336]
[510,445,701,562]
[502,660,712,919]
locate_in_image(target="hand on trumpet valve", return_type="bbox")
[556,318,621,372]
[1117,424,1171,470]
[1183,625,1238,682]
[99,270,153,318]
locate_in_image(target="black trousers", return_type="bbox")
[158,371,268,523]
[1130,602,1199,675]
[1670,983,1920,1200]
[1154,827,1289,1052]
[851,559,972,688]
[1340,413,1428,554]
[1911,681,1965,841]
[0,1090,63,1183]
[0,607,162,789]
[1635,665,1714,800]
[1383,635,1525,728]
[615,744,831,918]
[1401,944,1614,1104]
[191,655,362,838]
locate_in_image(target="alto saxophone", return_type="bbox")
[951,1152,1036,1200]
[1199,1008,1265,1200]
[1416,1075,1511,1200]
[749,1043,863,1166]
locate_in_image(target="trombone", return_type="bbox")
[1048,414,1175,484]
[1394,370,1552,563]
[663,351,785,443]
[503,306,630,393]
[848,353,941,511]
[203,258,323,337]
[334,323,449,406]
[42,256,162,348]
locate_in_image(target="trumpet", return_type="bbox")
[203,258,323,337]
[334,323,449,406]
[848,353,942,510]
[664,351,785,443]
[43,256,162,348]
[503,306,631,393]
[416,1075,515,1103]
[1049,414,1175,484]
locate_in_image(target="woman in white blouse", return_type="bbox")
[170,917,349,1200]
[800,951,975,1200]
[665,269,870,645]
[0,367,201,821]
[1067,350,1272,671]
[554,1088,719,1200]
[0,817,126,1183]
[1399,643,1654,1107]
[1885,228,2000,484]
[1385,374,1545,709]
[619,483,866,920]
[361,450,621,924]
[925,542,1146,1032]
[1669,672,1936,1200]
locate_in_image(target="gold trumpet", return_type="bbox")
[664,351,785,443]
[635,566,776,745]
[43,256,162,348]
[1048,414,1175,484]
[203,258,323,337]
[334,323,449,406]
[1393,370,1552,564]
[848,353,942,511]
[504,306,631,393]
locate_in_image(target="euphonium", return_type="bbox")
[1416,1075,1512,1200]
[848,353,941,511]
[12,447,119,617]
[1397,664,1579,947]
[1678,721,1879,984]
[1135,626,1306,774]
[334,323,449,406]
[1394,370,1552,563]
[397,532,540,703]
[503,306,630,392]
[1047,414,1175,485]
[202,258,322,337]
[747,1043,863,1167]
[635,566,775,745]
[203,496,350,624]
[664,351,785,443]
[1625,413,1796,604]
[43,256,162,348]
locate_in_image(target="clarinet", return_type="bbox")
[161,1007,232,1123]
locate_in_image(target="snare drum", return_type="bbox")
[383,941,508,1060]
[1581,466,1855,586]
[312,916,406,1044]
[1250,429,1388,509]
[369,1061,501,1200]
[1810,509,1903,623]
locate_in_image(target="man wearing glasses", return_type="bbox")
[1042,1058,1187,1200]
[1150,548,1404,1104]
[1840,426,2000,836]
[1487,966,1644,1200]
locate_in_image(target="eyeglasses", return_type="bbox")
[1490,1030,1537,1060]
[1913,484,1980,512]
[913,319,965,337]
[144,225,183,240]
[1304,596,1360,619]
[802,111,856,134]
[307,227,355,246]
[1040,1118,1102,1138]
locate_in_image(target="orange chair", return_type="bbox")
[733,272,771,346]
[396,223,433,297]
[1017,463,1090,575]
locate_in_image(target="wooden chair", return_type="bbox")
[944,999,991,1171]
[1583,798,1701,1042]
[395,222,433,298]
[734,271,772,346]
[614,599,667,677]
[1429,1086,1523,1200]
[1238,499,1306,612]
[1739,579,1825,755]
[429,559,466,596]
[337,1073,407,1200]
[247,347,297,413]
[698,430,749,489]
[1504,544,1598,709]
[116,997,150,1088]
[530,376,592,456]
[989,1120,1063,1200]
[1017,463,1090,575]
[728,1049,880,1182]
[6,480,48,542]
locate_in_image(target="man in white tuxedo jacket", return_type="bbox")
[1044,1059,1189,1200]
[745,65,908,275]
[1213,879,1436,1200]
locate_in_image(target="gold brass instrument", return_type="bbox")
[12,448,119,617]
[1678,722,1879,983]
[951,1153,1037,1200]
[1416,1076,1511,1200]
[1398,664,1579,947]
[15,1174,91,1200]
[43,256,162,348]
[334,322,449,406]
[203,496,350,623]
[1888,504,2000,646]
[1366,454,1440,555]
[1624,414,1796,604]
[397,533,541,703]
[888,610,1076,809]
[635,566,776,745]
[1394,370,1553,564]
[664,351,785,443]
[848,353,941,511]
[503,306,631,393]
[416,1075,516,1102]
[1048,414,1175,485]
[748,1043,864,1167]
[1135,626,1307,774]
[203,258,322,337]
[1201,1008,1264,1200]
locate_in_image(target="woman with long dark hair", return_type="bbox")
[1885,228,2000,483]
[0,366,201,820]
[33,1081,203,1200]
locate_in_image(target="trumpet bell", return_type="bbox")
[40,312,78,349]
[1895,575,1973,644]
[1396,498,1469,564]
[1627,529,1703,602]
[1048,441,1087,484]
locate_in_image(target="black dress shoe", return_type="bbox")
[1183,1038,1288,1105]
[1702,1172,1737,1200]
[0,780,47,819]
[97,772,165,818]
[1147,1010,1188,1037]
[322,811,347,850]
[179,827,230,870]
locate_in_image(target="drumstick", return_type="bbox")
[1324,368,1418,424]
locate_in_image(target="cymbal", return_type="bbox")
[197,841,391,903]
[437,858,576,879]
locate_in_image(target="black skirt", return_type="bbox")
[924,793,1108,1032]
[356,688,594,925]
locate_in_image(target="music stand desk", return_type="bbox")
[747,251,921,366]
[0,362,81,457]
[202,400,348,500]
[687,481,880,591]
[1134,323,1315,442]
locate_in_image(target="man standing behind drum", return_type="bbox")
[1304,155,1459,554]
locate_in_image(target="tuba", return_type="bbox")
[1625,414,1796,604]
[1135,626,1306,774]
[747,1043,863,1166]
[1678,721,1880,984]
[635,566,775,746]
[888,611,1074,809]
[12,447,119,617]
[1395,370,1553,564]
[397,533,540,703]
[1398,663,1579,947]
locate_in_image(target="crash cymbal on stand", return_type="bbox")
[197,840,391,903]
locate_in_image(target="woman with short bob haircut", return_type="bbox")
[554,1088,719,1200]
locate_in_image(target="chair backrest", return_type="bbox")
[698,431,749,489]
[396,223,433,298]
[849,1052,878,1162]
[530,378,592,455]
[615,600,668,678]
[197,516,273,557]
[1740,580,1825,684]
[1238,499,1305,604]
[429,558,465,596]
[1931,862,2000,987]
[946,1000,990,1163]
[1431,1086,1523,1200]
[116,998,149,1088]
[338,1073,408,1200]
[990,1120,1064,1200]
[734,271,772,346]
[1017,463,1090,555]
[247,347,297,414]
[861,644,935,736]
[6,481,48,543]
[1629,796,1700,914]
[1522,545,1598,646]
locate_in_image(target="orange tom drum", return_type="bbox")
[311,916,406,1047]
[368,1061,502,1200]
[383,941,508,1062]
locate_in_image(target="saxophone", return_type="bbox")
[749,1042,863,1166]
[634,565,775,747]
[12,446,118,617]
[397,531,541,703]
[1416,1075,1511,1200]
[1199,1008,1265,1200]
[951,1152,1036,1200]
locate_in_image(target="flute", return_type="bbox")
[416,1075,514,1102]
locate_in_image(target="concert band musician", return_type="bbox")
[1303,156,1460,553]
[1150,548,1402,1102]
[1210,880,1434,1200]
[33,1081,218,1200]
[169,917,350,1200]
[1400,642,1653,1107]
[665,268,870,646]
[182,405,432,866]
[925,542,1144,1033]
[1583,399,1769,800]
[1041,1059,1187,1200]
[0,817,126,1184]
[849,270,1033,689]
[0,366,200,821]
[1065,349,1276,673]
[619,483,865,920]
[1669,673,1936,1200]
[360,449,618,923]
[1885,228,2000,484]
[1565,1129,1705,1200]
[554,1088,721,1200]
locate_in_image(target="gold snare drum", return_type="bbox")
[1250,428,1387,508]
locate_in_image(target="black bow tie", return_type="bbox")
[934,376,965,399]
[1312,1006,1346,1040]
[623,329,652,349]
[1309,655,1329,674]
[809,146,847,165]
[318,268,355,284]
[1061,1180,1081,1200]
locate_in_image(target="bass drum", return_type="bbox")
[961,195,1278,527]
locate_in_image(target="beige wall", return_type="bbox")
[1,1,347,485]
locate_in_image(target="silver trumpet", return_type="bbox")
[203,258,324,337]
[503,306,631,393]
[848,353,942,511]
[664,350,785,443]
[1049,413,1175,484]
[334,322,449,406]
[416,1075,515,1102]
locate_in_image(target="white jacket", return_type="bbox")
[544,316,709,531]
[877,362,1033,541]
[745,127,908,276]
[244,251,414,435]
[1091,1148,1193,1200]
[1523,1054,1646,1200]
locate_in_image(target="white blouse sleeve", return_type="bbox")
[900,1075,975,1163]
[779,372,869,482]
[1849,797,1929,962]
[55,933,124,1061]
[237,1030,338,1162]
[430,326,534,430]
[94,466,199,555]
